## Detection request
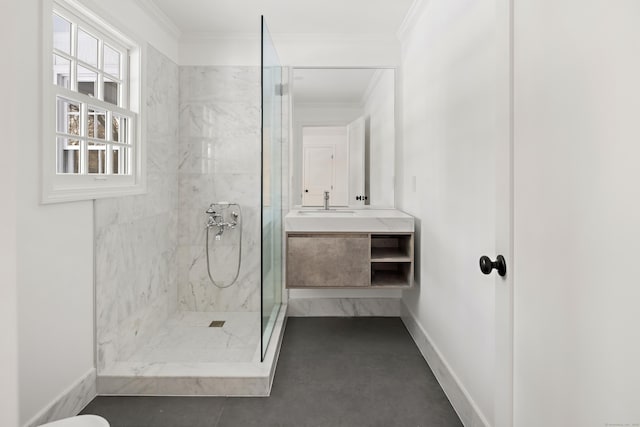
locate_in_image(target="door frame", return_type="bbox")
[494,0,514,425]
[347,116,366,207]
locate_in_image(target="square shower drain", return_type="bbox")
[209,320,226,327]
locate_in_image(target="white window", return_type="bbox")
[43,0,144,203]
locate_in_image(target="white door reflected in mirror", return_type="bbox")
[291,67,396,208]
[302,126,348,206]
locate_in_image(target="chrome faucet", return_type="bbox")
[323,191,330,210]
[205,204,239,240]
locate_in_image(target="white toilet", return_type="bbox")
[39,415,110,427]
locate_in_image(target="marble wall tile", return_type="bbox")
[287,298,402,317]
[179,67,261,104]
[98,375,270,397]
[95,45,179,372]
[117,293,171,362]
[178,66,262,313]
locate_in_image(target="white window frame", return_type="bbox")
[42,0,146,203]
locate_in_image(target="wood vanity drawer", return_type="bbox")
[286,233,370,288]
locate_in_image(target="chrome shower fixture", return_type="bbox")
[204,202,242,289]
[205,202,239,240]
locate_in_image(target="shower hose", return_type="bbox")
[205,204,242,289]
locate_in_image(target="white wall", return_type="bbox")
[15,1,94,424]
[513,1,640,425]
[0,133,20,427]
[362,70,395,208]
[12,1,179,425]
[0,183,19,427]
[2,2,20,426]
[398,0,497,424]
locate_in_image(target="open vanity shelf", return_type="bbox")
[286,232,414,289]
[370,234,413,287]
[370,234,412,262]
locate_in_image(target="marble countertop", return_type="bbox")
[285,208,415,233]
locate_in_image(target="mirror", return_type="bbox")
[290,67,395,208]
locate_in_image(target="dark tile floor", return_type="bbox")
[81,317,462,427]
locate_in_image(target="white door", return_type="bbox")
[301,126,349,206]
[347,117,366,207]
[513,1,640,425]
[399,2,514,425]
[302,145,334,206]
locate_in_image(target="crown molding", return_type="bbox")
[278,33,397,42]
[396,0,429,41]
[180,32,259,42]
[180,32,399,43]
[294,101,364,109]
[134,0,181,40]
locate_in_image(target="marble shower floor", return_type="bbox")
[97,308,286,396]
[124,311,261,364]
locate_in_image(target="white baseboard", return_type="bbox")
[400,302,490,427]
[25,368,96,427]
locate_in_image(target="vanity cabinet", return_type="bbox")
[287,233,370,287]
[286,232,414,289]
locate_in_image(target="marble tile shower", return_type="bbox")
[177,67,262,313]
[95,56,274,379]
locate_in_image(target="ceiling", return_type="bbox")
[150,0,415,37]
[293,68,380,105]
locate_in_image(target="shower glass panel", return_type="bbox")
[261,16,283,360]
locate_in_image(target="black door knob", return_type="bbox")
[479,255,507,277]
[305,189,308,193]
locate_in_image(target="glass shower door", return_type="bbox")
[260,16,283,360]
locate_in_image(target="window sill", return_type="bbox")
[41,178,146,204]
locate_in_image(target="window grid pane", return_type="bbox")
[103,44,120,79]
[77,65,97,97]
[111,145,130,175]
[56,137,80,174]
[104,77,119,106]
[88,142,107,174]
[53,54,71,88]
[56,98,81,136]
[53,14,71,54]
[111,115,129,144]
[77,28,98,67]
[88,107,106,140]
